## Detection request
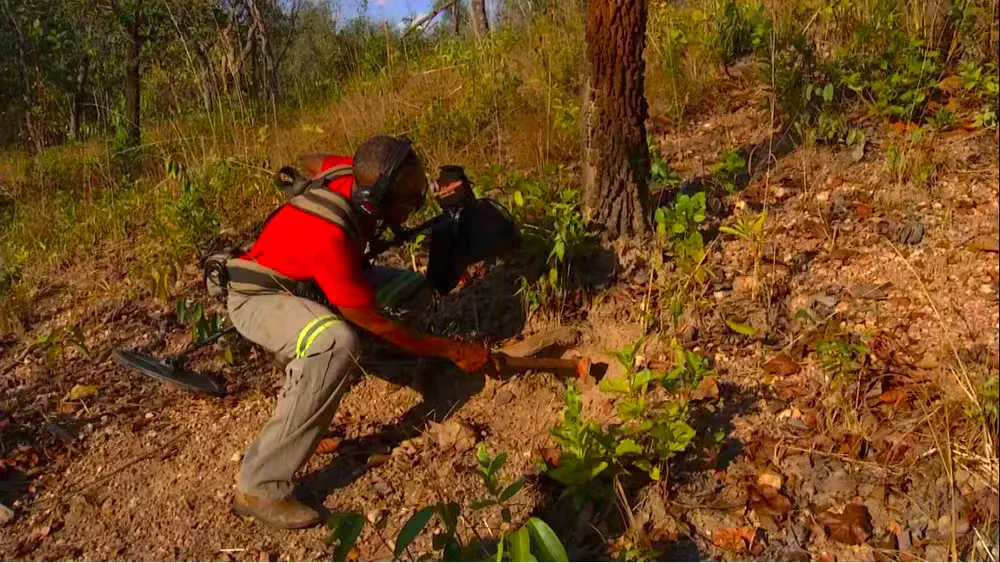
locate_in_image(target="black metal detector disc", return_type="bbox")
[114,350,228,397]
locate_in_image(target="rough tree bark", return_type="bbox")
[581,0,650,238]
[247,0,279,100]
[69,55,90,141]
[123,3,142,148]
[471,0,489,37]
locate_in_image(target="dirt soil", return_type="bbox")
[2,70,998,561]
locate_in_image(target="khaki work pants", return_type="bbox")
[227,267,426,499]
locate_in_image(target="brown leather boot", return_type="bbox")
[232,491,321,529]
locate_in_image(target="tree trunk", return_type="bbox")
[452,1,461,35]
[69,55,90,141]
[124,8,142,148]
[2,0,43,152]
[471,0,489,37]
[581,0,650,238]
[247,0,279,100]
[917,0,957,58]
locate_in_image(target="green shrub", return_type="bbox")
[151,159,221,258]
[712,0,771,68]
[543,340,702,508]
[325,445,569,562]
[816,336,870,385]
[654,191,707,272]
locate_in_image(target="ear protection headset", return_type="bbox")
[351,137,415,217]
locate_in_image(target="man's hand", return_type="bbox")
[340,303,495,375]
[446,341,492,374]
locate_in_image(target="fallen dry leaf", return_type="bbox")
[314,437,341,455]
[890,121,920,136]
[749,484,792,516]
[711,527,759,554]
[819,503,873,545]
[764,353,801,377]
[817,552,837,562]
[538,446,561,467]
[958,119,978,131]
[878,388,910,407]
[757,471,784,490]
[855,204,874,218]
[367,453,391,467]
[936,74,964,94]
[691,376,719,401]
[67,384,98,401]
[836,434,868,459]
[426,420,477,453]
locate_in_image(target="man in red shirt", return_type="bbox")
[225,136,491,529]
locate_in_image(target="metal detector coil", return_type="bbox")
[114,350,227,397]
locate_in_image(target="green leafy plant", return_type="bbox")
[654,191,707,273]
[926,107,956,130]
[29,326,90,368]
[816,336,869,385]
[544,340,702,507]
[152,159,221,255]
[719,211,766,243]
[710,149,746,194]
[712,0,771,70]
[648,135,682,186]
[507,169,594,314]
[979,376,998,423]
[325,446,568,562]
[655,192,705,238]
[176,297,227,352]
[147,262,177,302]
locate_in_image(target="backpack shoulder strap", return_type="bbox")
[289,182,362,242]
[256,164,360,241]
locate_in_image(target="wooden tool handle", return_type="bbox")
[499,355,581,371]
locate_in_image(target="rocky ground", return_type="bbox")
[1,71,998,561]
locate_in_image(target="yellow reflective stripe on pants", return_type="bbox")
[295,314,340,359]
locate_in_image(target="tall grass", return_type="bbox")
[0,8,586,334]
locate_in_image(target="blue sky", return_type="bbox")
[345,0,436,23]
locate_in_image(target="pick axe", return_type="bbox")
[492,353,592,380]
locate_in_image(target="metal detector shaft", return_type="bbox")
[364,214,447,261]
[167,325,238,365]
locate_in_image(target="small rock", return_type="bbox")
[924,544,950,561]
[145,412,155,420]
[979,284,994,295]
[0,503,14,525]
[367,509,387,526]
[849,283,889,300]
[230,452,243,463]
[967,234,1000,253]
[811,293,838,308]
[733,276,759,294]
[916,353,940,369]
[494,388,515,405]
[373,480,392,497]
